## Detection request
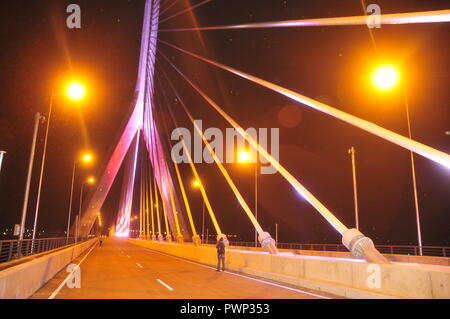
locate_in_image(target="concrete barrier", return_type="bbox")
[225,245,450,267]
[0,238,98,299]
[130,240,450,299]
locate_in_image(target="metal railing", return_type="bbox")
[227,241,449,258]
[0,237,85,263]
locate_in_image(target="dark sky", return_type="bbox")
[0,0,448,246]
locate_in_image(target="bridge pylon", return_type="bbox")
[72,0,190,241]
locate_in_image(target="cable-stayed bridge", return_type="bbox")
[1,0,449,299]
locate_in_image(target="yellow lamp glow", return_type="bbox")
[66,82,86,101]
[192,180,200,188]
[238,151,251,163]
[82,153,93,163]
[87,177,95,184]
[372,65,400,91]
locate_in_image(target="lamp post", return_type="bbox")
[238,150,259,247]
[19,113,45,241]
[348,146,359,230]
[0,150,6,176]
[404,91,423,255]
[33,81,87,242]
[192,179,205,243]
[66,153,93,243]
[372,64,423,254]
[76,176,95,242]
[275,223,278,247]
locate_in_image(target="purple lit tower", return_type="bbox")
[73,0,189,241]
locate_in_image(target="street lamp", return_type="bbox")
[371,64,423,254]
[67,153,93,243]
[371,65,400,91]
[19,113,45,241]
[33,80,88,242]
[76,176,95,242]
[66,82,86,101]
[238,150,259,247]
[192,179,206,243]
[348,146,359,230]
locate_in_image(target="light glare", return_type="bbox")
[238,151,250,163]
[82,153,93,163]
[66,82,86,101]
[372,65,400,91]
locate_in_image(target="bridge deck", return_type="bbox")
[32,238,334,299]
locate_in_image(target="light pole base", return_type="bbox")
[157,234,163,242]
[258,232,278,255]
[151,234,157,241]
[342,228,389,264]
[177,234,184,244]
[166,234,172,243]
[192,235,201,246]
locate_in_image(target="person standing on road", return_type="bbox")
[216,237,225,272]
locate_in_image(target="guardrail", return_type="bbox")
[227,241,450,257]
[0,237,88,263]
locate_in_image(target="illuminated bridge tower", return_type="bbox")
[73,0,189,242]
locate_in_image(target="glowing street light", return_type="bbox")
[237,149,259,247]
[75,175,96,243]
[82,153,93,163]
[191,179,206,242]
[33,80,89,243]
[371,65,400,91]
[238,151,251,163]
[371,64,423,254]
[67,153,94,243]
[66,81,86,101]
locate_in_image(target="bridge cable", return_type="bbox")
[153,172,162,238]
[144,65,173,241]
[144,147,150,238]
[147,151,156,239]
[156,47,392,263]
[158,39,450,169]
[158,166,172,240]
[149,93,183,240]
[153,74,223,240]
[157,60,278,253]
[154,77,224,239]
[165,161,183,240]
[159,9,450,32]
[158,0,214,25]
[139,144,144,238]
[159,0,182,19]
[159,0,171,13]
[154,76,200,241]
[157,46,349,235]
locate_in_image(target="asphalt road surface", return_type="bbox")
[32,238,334,299]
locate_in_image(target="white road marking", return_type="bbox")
[144,248,329,299]
[136,263,143,268]
[48,244,97,299]
[156,279,174,291]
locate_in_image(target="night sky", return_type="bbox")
[0,0,448,246]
